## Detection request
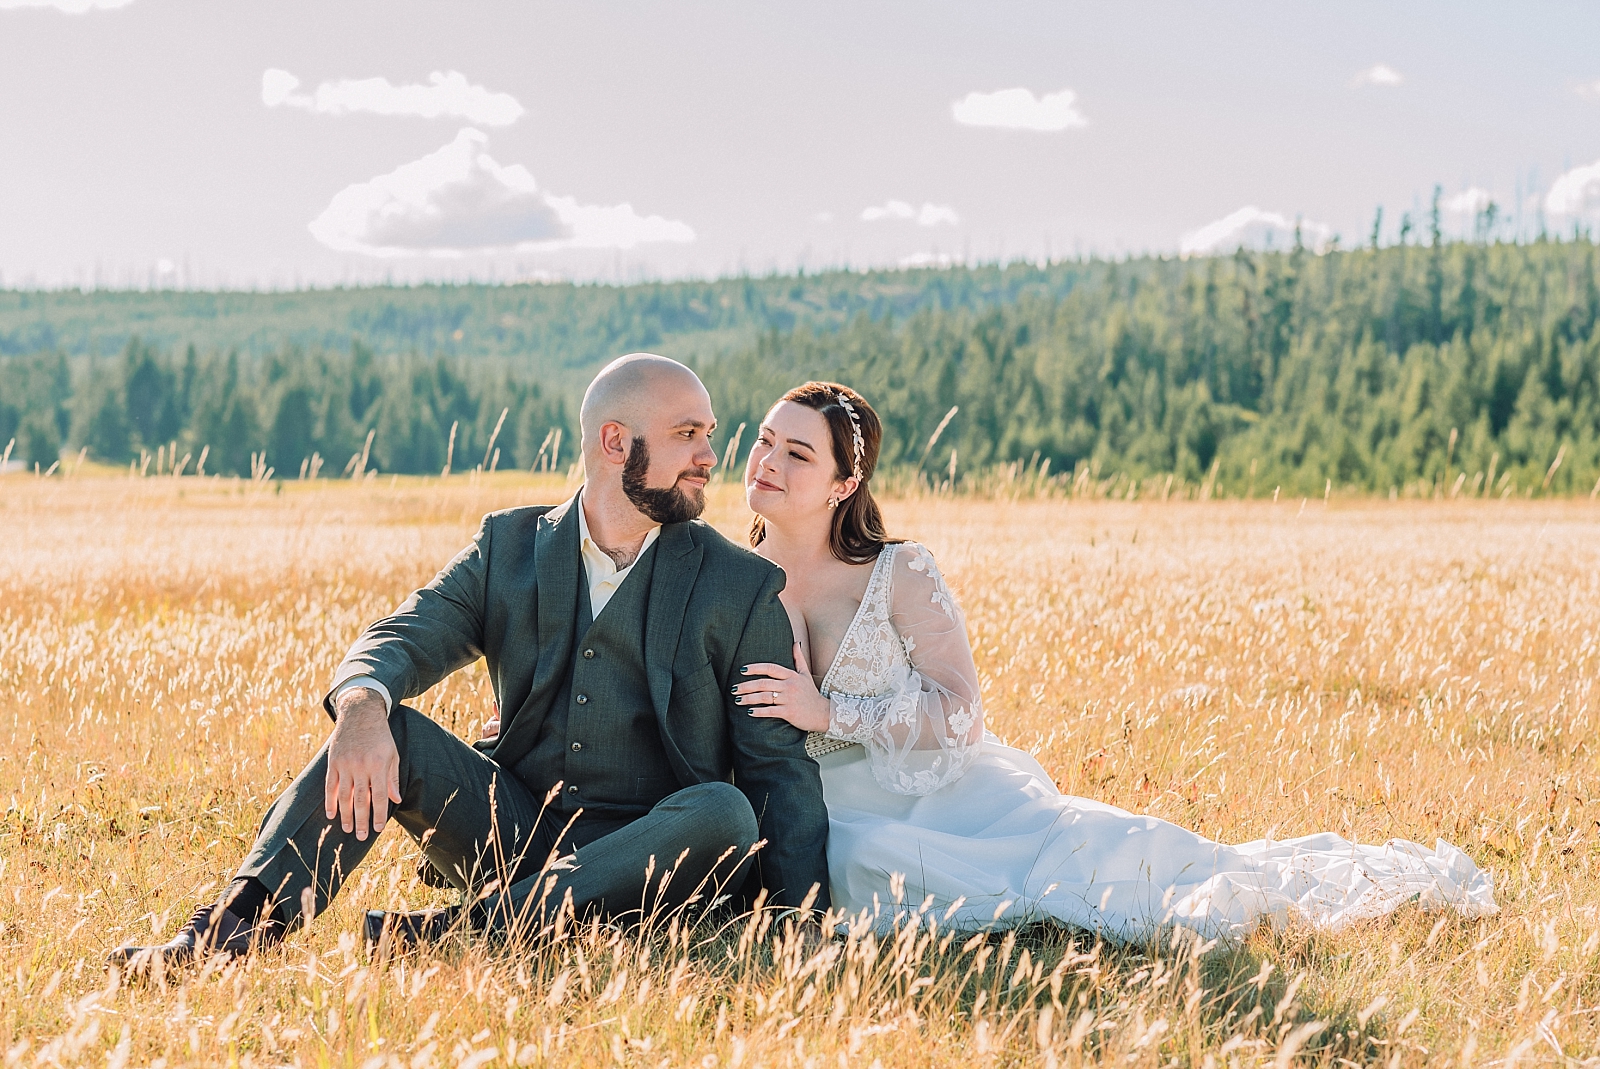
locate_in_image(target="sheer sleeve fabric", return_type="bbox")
[826,543,984,795]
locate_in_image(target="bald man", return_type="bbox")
[112,354,829,968]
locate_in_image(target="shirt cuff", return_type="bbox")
[333,676,393,713]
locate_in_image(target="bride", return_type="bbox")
[734,381,1497,939]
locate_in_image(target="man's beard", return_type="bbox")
[621,435,709,524]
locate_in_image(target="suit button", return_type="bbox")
[567,784,578,794]
[576,694,589,705]
[583,649,595,659]
[571,741,582,752]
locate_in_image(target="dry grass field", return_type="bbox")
[3,473,1600,1067]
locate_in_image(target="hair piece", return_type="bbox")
[835,390,865,481]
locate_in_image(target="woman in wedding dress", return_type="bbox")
[734,381,1497,940]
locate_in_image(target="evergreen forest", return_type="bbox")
[5,233,1600,497]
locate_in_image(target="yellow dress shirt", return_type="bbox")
[577,494,660,618]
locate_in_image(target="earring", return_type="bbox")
[827,497,839,510]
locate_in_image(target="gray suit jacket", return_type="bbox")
[324,493,830,909]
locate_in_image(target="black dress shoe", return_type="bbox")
[108,904,282,971]
[364,907,460,954]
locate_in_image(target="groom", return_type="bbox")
[112,353,829,966]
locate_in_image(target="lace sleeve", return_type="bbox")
[827,543,984,795]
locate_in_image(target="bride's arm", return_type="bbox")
[827,543,984,795]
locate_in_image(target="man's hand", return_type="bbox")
[326,688,402,841]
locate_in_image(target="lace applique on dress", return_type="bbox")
[808,542,985,795]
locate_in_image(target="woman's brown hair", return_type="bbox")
[749,381,899,564]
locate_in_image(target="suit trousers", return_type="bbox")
[237,706,761,931]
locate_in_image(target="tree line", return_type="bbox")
[702,238,1600,497]
[5,236,1600,493]
[0,340,571,478]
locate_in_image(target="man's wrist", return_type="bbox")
[333,676,393,715]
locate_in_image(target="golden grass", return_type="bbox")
[3,473,1599,1067]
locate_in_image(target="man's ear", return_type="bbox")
[599,421,631,466]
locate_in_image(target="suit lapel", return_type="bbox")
[490,493,581,765]
[645,522,704,735]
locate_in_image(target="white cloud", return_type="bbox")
[308,128,694,257]
[951,87,1086,131]
[1444,187,1493,216]
[0,0,131,10]
[1180,206,1332,257]
[1352,64,1403,88]
[262,68,524,126]
[1575,80,1600,98]
[861,200,914,222]
[899,252,961,269]
[860,200,960,226]
[1547,160,1600,216]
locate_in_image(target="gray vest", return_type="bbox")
[510,539,678,822]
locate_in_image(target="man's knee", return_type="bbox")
[387,703,426,746]
[387,704,468,778]
[673,781,759,849]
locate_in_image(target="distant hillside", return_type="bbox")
[5,243,1600,497]
[0,264,1096,381]
[703,240,1600,497]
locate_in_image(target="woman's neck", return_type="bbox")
[758,518,835,572]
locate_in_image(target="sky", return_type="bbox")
[3,0,1600,289]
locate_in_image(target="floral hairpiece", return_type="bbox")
[836,390,865,482]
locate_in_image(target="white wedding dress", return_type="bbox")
[807,542,1498,940]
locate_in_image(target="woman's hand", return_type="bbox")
[735,643,830,732]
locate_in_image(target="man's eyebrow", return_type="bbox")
[671,418,712,430]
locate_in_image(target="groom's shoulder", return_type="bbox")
[480,503,559,540]
[684,519,783,589]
